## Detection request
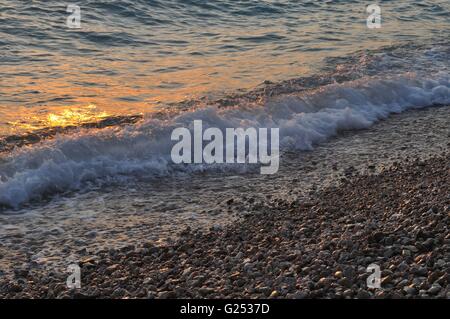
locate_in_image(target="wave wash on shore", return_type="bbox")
[0,41,450,211]
[0,43,450,209]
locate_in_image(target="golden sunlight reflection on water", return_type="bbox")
[6,104,111,134]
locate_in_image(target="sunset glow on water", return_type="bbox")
[0,0,449,135]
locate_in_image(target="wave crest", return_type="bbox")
[1,72,449,209]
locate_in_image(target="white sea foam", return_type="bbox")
[0,73,449,208]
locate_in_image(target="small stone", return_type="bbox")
[112,288,127,298]
[198,288,214,297]
[338,277,352,288]
[235,279,246,287]
[243,263,253,272]
[384,237,394,245]
[317,277,331,288]
[343,289,353,298]
[225,198,234,205]
[384,248,394,258]
[49,227,64,235]
[292,291,308,299]
[368,232,385,243]
[85,231,97,238]
[256,286,272,296]
[157,291,176,299]
[230,272,240,280]
[414,267,428,277]
[404,245,418,253]
[375,290,386,299]
[381,276,393,286]
[210,225,223,232]
[8,283,23,293]
[397,262,408,272]
[80,256,96,265]
[356,290,371,299]
[427,284,441,295]
[423,238,434,250]
[334,271,343,279]
[182,267,192,277]
[14,267,29,278]
[269,290,279,298]
[403,286,417,296]
[419,290,428,297]
[435,274,448,286]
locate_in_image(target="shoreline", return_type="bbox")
[1,152,448,299]
[0,104,448,295]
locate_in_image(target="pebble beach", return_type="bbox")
[1,150,448,299]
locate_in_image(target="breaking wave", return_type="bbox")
[1,71,449,209]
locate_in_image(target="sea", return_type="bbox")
[0,0,448,274]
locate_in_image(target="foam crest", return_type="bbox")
[0,73,449,208]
